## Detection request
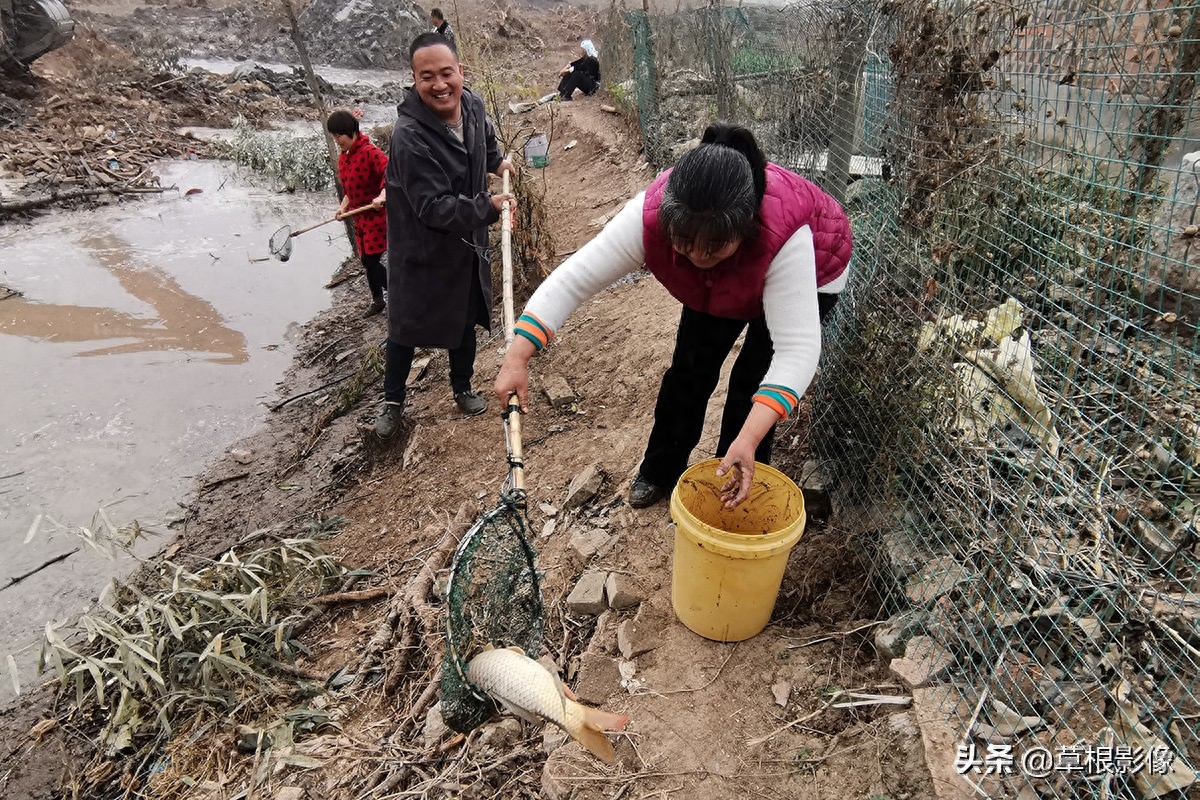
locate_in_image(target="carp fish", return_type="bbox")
[466,646,631,764]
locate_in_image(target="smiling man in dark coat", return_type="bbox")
[375,32,514,439]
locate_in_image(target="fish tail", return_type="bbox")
[566,703,631,765]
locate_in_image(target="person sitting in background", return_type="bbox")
[557,39,601,101]
[430,8,456,53]
[326,109,388,317]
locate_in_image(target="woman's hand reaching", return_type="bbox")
[715,437,756,509]
[715,403,782,508]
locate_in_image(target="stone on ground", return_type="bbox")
[604,572,644,610]
[569,528,615,561]
[889,635,954,688]
[542,374,577,409]
[565,571,608,616]
[563,462,604,510]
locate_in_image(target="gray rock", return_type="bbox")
[542,725,568,755]
[478,718,524,750]
[904,556,968,605]
[565,571,608,615]
[987,698,1044,737]
[406,355,432,388]
[771,682,791,707]
[542,375,577,409]
[873,610,926,661]
[275,788,307,800]
[563,462,604,510]
[879,528,928,579]
[605,573,644,610]
[889,635,954,688]
[569,528,615,561]
[422,702,448,750]
[887,711,920,738]
[616,617,659,659]
[537,654,561,675]
[541,518,557,539]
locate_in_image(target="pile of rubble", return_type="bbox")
[0,58,366,210]
[101,0,427,71]
[289,0,426,69]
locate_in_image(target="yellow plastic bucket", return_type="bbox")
[669,458,806,642]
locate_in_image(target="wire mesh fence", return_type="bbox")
[601,0,1200,795]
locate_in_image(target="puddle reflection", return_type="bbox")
[0,159,348,704]
[0,233,247,363]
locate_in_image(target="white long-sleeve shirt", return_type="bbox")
[515,192,845,417]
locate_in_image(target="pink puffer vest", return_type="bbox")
[642,162,852,320]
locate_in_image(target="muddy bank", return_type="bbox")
[0,158,353,704]
[0,250,384,796]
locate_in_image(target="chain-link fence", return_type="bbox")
[602,0,1200,795]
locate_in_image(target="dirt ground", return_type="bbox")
[0,2,940,798]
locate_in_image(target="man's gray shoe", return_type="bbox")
[363,299,386,318]
[628,474,667,508]
[374,402,404,439]
[454,390,487,417]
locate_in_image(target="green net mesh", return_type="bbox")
[440,495,544,733]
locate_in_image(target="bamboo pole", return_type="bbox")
[500,168,525,496]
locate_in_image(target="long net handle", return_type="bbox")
[290,203,376,238]
[500,167,526,497]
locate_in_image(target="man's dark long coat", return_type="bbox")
[385,87,502,347]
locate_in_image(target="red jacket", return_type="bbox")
[338,134,388,256]
[641,163,851,320]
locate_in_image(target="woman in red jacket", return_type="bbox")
[327,109,388,317]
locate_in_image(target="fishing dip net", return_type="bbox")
[439,171,545,734]
[269,225,293,262]
[440,489,544,733]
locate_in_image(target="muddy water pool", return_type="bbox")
[0,160,352,702]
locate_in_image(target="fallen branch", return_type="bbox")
[2,548,80,591]
[637,643,738,696]
[309,587,392,606]
[746,692,844,747]
[269,372,355,412]
[830,692,912,709]
[350,503,473,694]
[0,185,175,215]
[383,606,418,696]
[786,619,885,649]
[264,657,325,681]
[293,573,364,637]
[324,268,363,289]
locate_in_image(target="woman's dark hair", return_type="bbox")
[326,109,359,137]
[430,7,445,22]
[410,30,456,61]
[659,122,768,255]
[701,122,767,201]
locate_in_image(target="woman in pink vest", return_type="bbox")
[494,123,852,508]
